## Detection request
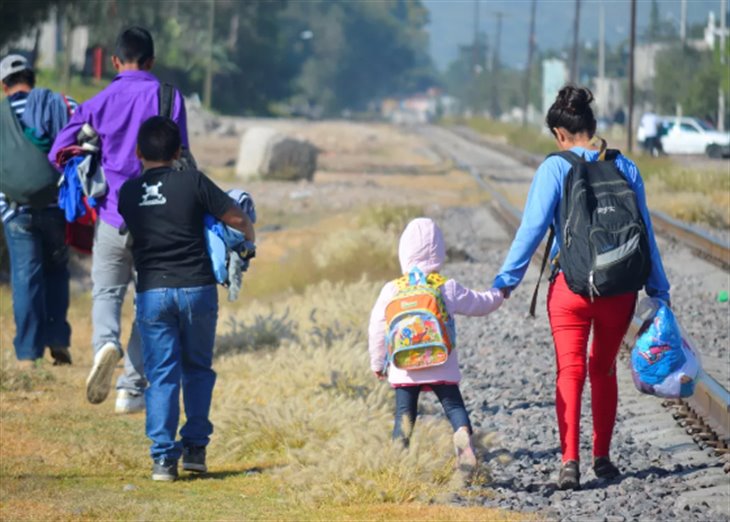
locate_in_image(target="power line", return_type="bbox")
[522,0,537,126]
[627,0,637,153]
[569,0,581,83]
[491,10,505,117]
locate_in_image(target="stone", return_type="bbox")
[235,127,318,182]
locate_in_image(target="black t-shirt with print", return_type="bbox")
[118,166,233,292]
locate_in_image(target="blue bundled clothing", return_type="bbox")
[58,156,97,223]
[21,88,71,141]
[493,146,670,302]
[204,190,256,285]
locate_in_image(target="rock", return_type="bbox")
[235,127,318,182]
[123,484,137,492]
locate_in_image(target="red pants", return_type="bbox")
[547,273,636,463]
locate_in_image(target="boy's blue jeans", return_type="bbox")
[393,384,472,443]
[3,208,71,360]
[136,285,218,461]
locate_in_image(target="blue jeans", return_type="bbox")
[3,208,71,360]
[392,384,472,444]
[136,285,218,461]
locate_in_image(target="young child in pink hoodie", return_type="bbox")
[368,218,504,471]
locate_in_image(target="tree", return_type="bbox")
[0,0,68,48]
[282,0,436,115]
[644,0,678,43]
[654,44,729,127]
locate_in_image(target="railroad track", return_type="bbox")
[482,169,730,474]
[417,124,730,482]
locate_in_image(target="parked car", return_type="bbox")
[660,117,730,158]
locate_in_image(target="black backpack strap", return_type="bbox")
[546,149,584,166]
[529,226,555,318]
[158,83,175,119]
[603,148,621,161]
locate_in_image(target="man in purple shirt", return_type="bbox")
[50,27,190,414]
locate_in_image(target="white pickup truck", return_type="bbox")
[659,117,730,158]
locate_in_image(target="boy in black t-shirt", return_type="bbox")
[118,116,254,481]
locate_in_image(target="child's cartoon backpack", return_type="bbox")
[631,299,700,399]
[385,267,455,371]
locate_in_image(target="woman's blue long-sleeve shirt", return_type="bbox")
[493,146,671,302]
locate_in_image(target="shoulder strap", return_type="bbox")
[426,272,447,288]
[1,97,23,135]
[546,150,584,167]
[529,226,555,318]
[158,83,175,119]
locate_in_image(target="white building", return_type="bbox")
[542,59,568,117]
[1,7,88,71]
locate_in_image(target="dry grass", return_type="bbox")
[637,157,730,228]
[0,278,517,521]
[215,280,497,507]
[240,204,422,301]
[0,195,522,520]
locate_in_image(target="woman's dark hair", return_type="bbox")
[115,26,154,67]
[545,85,596,138]
[2,69,35,88]
[137,116,181,162]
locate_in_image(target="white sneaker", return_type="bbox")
[453,427,477,472]
[86,342,122,404]
[115,390,145,414]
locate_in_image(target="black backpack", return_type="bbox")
[158,82,197,171]
[529,149,651,315]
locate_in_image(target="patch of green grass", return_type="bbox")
[0,363,55,392]
[36,70,108,103]
[357,204,423,232]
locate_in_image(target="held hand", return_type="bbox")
[499,286,513,299]
[373,370,386,381]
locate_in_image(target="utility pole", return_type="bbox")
[719,0,727,131]
[472,0,480,76]
[491,11,504,118]
[627,0,637,153]
[522,0,538,126]
[680,0,687,43]
[599,2,605,79]
[470,0,481,113]
[203,0,215,109]
[570,0,581,83]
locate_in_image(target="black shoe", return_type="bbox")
[49,346,72,366]
[152,458,178,481]
[593,456,620,480]
[182,446,207,473]
[558,460,581,490]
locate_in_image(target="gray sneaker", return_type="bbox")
[86,343,122,404]
[152,458,178,481]
[182,446,207,473]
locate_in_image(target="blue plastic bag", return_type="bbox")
[631,300,699,398]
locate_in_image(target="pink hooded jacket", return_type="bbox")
[368,218,504,386]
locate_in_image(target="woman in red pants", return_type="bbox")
[493,85,671,490]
